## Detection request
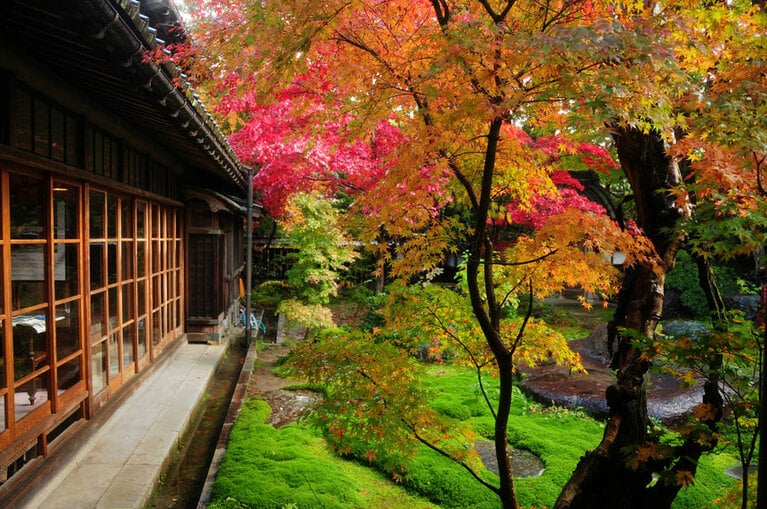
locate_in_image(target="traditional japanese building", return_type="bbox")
[0,0,250,494]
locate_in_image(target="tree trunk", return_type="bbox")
[465,116,519,509]
[642,254,725,506]
[555,126,690,509]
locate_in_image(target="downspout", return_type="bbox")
[244,165,254,344]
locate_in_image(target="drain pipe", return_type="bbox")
[244,165,254,344]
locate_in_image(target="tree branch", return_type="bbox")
[408,421,501,495]
[426,306,498,420]
[510,279,534,353]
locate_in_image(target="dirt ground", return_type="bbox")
[247,303,367,428]
[246,343,323,428]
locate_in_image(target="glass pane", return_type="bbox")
[55,244,79,300]
[108,333,119,378]
[10,174,45,239]
[33,98,49,157]
[152,310,161,346]
[16,372,49,421]
[136,201,146,238]
[65,116,79,166]
[0,254,5,312]
[152,207,160,237]
[108,287,118,329]
[51,107,65,162]
[137,241,146,277]
[107,195,118,238]
[91,340,107,394]
[0,395,6,432]
[167,272,174,303]
[89,242,105,289]
[107,242,117,284]
[12,312,49,382]
[137,280,146,316]
[55,301,80,359]
[90,292,106,342]
[121,241,133,279]
[121,198,133,238]
[11,245,46,310]
[152,275,161,309]
[122,283,134,322]
[0,320,4,389]
[122,323,134,368]
[57,357,81,392]
[167,240,174,270]
[152,240,160,273]
[14,87,32,151]
[89,190,105,238]
[137,318,147,359]
[53,183,79,239]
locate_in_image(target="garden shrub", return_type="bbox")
[665,250,743,320]
[251,280,292,309]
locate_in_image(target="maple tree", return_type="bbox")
[183,0,767,507]
[277,191,359,331]
[555,0,767,505]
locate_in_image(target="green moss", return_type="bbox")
[208,399,440,509]
[402,448,499,509]
[672,453,739,509]
[213,361,739,509]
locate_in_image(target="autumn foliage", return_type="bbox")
[184,0,767,507]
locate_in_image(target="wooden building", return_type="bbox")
[0,0,250,491]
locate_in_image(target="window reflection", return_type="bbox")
[121,199,133,237]
[90,243,105,289]
[53,183,79,239]
[122,283,134,322]
[107,242,117,284]
[108,333,119,378]
[12,313,49,383]
[15,372,49,421]
[136,201,146,238]
[90,293,106,342]
[56,301,80,359]
[55,244,79,299]
[121,241,133,279]
[12,312,50,420]
[122,323,134,368]
[137,318,147,359]
[91,341,107,394]
[11,245,46,310]
[57,357,81,392]
[108,288,118,329]
[137,241,146,277]
[89,190,105,238]
[137,280,146,316]
[0,320,4,389]
[107,195,118,239]
[10,175,44,239]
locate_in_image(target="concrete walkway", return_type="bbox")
[14,337,231,509]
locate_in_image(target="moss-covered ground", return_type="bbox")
[208,360,738,509]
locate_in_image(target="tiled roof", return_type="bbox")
[0,0,246,193]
